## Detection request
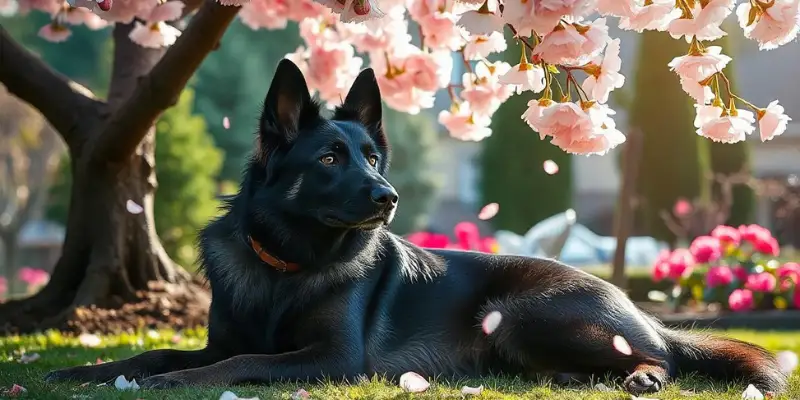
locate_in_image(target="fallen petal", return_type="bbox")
[291,388,310,399]
[96,358,105,364]
[742,384,764,400]
[223,116,231,129]
[399,371,430,393]
[126,200,144,214]
[543,160,559,175]
[461,385,483,395]
[4,384,26,397]
[478,202,499,220]
[219,391,260,400]
[114,375,139,391]
[78,333,101,347]
[776,350,798,374]
[613,335,633,356]
[481,311,502,335]
[19,353,40,364]
[630,396,660,400]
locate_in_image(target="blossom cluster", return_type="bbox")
[11,0,798,155]
[406,221,498,253]
[651,223,800,312]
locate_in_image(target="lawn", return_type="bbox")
[2,328,800,399]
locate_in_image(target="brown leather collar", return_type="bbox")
[248,236,300,273]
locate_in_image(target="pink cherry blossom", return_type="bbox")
[536,101,594,142]
[668,46,732,82]
[581,38,625,104]
[456,1,504,35]
[550,121,626,156]
[498,61,546,94]
[729,288,755,312]
[522,98,556,132]
[706,266,734,288]
[532,23,586,65]
[319,0,386,23]
[463,31,507,60]
[460,60,513,116]
[38,23,72,42]
[129,21,181,48]
[736,0,800,50]
[745,272,777,292]
[438,103,492,141]
[693,104,756,144]
[680,77,714,104]
[63,6,110,29]
[618,0,680,32]
[543,159,559,174]
[668,0,735,42]
[596,0,633,17]
[757,100,792,142]
[141,0,184,23]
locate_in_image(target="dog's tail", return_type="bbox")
[660,328,787,393]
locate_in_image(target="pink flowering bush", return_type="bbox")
[406,221,498,253]
[652,224,798,313]
[17,267,51,293]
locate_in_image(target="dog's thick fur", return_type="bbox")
[46,60,786,395]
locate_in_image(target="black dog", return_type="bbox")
[46,59,786,396]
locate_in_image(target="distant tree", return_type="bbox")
[479,33,573,234]
[630,31,711,243]
[382,108,442,235]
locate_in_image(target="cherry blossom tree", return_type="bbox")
[0,0,797,332]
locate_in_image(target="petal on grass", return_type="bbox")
[399,371,430,393]
[461,385,483,395]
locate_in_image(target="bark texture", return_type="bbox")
[0,0,238,333]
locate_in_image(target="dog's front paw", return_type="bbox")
[140,372,191,389]
[623,371,663,395]
[45,365,119,384]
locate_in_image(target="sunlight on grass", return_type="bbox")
[2,329,800,399]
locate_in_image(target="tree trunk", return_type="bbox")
[0,2,238,333]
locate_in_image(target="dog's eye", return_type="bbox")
[368,155,378,167]
[320,155,337,166]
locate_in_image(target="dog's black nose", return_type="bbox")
[370,186,399,205]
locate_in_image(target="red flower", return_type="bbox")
[689,235,722,264]
[710,225,741,246]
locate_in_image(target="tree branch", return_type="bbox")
[0,26,104,147]
[92,0,240,165]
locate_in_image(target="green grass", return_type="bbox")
[2,329,800,399]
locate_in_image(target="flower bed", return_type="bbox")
[651,224,798,314]
[406,222,498,253]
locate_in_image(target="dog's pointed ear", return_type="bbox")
[334,68,389,163]
[259,59,318,150]
[335,68,383,131]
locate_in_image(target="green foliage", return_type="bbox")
[707,34,755,226]
[630,31,711,243]
[46,90,222,269]
[154,89,223,268]
[383,108,442,235]
[192,23,303,181]
[479,35,573,234]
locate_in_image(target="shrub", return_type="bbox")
[651,224,797,312]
